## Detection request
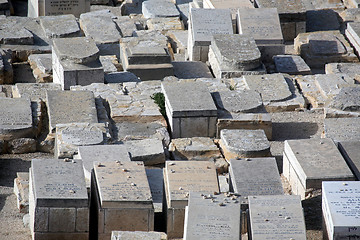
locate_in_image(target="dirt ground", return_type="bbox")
[0,110,325,239]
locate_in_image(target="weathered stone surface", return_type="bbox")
[99,55,119,73]
[254,0,306,16]
[8,138,36,154]
[339,141,360,180]
[142,0,179,18]
[111,231,165,240]
[40,15,80,39]
[172,61,213,79]
[146,17,184,32]
[166,30,188,54]
[243,73,292,103]
[55,123,107,158]
[46,90,98,132]
[105,72,140,83]
[113,16,138,38]
[229,158,283,203]
[77,145,131,181]
[14,172,30,213]
[284,138,355,198]
[273,55,311,75]
[0,98,33,140]
[220,129,270,160]
[322,181,360,240]
[184,192,241,240]
[328,87,360,112]
[28,54,52,82]
[324,118,360,142]
[248,195,306,240]
[0,17,34,45]
[325,63,360,80]
[12,83,61,102]
[122,138,165,166]
[145,168,163,213]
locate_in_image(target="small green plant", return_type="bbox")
[151,92,166,118]
[229,85,235,91]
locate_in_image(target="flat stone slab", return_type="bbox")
[314,74,355,99]
[229,158,283,203]
[325,62,360,78]
[328,87,360,112]
[248,195,306,240]
[184,192,241,240]
[254,0,306,16]
[12,83,61,101]
[28,54,52,74]
[0,98,33,140]
[172,61,213,79]
[55,123,107,159]
[164,161,219,208]
[308,33,346,55]
[339,141,360,180]
[190,8,233,46]
[122,139,165,166]
[0,18,34,45]
[52,37,99,64]
[111,231,164,240]
[284,138,354,190]
[212,90,264,113]
[93,161,152,208]
[46,90,98,131]
[242,73,292,103]
[322,181,360,240]
[237,8,283,44]
[273,55,311,75]
[39,15,80,39]
[220,129,270,159]
[324,118,360,142]
[145,168,163,213]
[77,145,131,181]
[162,81,217,117]
[31,158,88,208]
[211,34,261,71]
[142,0,179,18]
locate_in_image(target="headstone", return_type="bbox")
[162,81,217,138]
[46,90,98,132]
[28,0,90,17]
[254,0,306,41]
[77,145,131,182]
[295,30,358,68]
[237,8,284,61]
[273,55,311,75]
[79,10,122,57]
[248,195,306,240]
[183,192,241,240]
[209,34,264,78]
[163,161,219,238]
[0,98,33,140]
[39,15,80,39]
[145,168,164,213]
[92,161,154,240]
[122,139,166,166]
[322,181,360,240]
[188,8,233,62]
[29,159,88,240]
[111,231,165,240]
[12,83,61,101]
[324,118,360,142]
[229,158,283,205]
[55,123,107,159]
[219,129,270,160]
[338,141,360,180]
[142,0,179,18]
[283,138,355,199]
[52,37,104,90]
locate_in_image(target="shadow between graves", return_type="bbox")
[302,194,322,230]
[0,193,10,212]
[0,158,31,187]
[272,122,319,141]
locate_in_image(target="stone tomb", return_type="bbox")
[237,8,284,61]
[28,54,53,82]
[91,161,154,240]
[208,34,265,78]
[322,181,360,240]
[28,0,90,18]
[183,192,241,240]
[0,98,33,140]
[323,118,360,142]
[188,8,233,62]
[46,90,98,132]
[162,81,217,138]
[142,0,179,18]
[229,158,283,205]
[39,15,80,39]
[77,145,131,183]
[219,129,270,160]
[13,83,61,101]
[111,231,166,240]
[338,141,360,180]
[248,195,306,240]
[52,37,104,90]
[122,139,166,166]
[212,89,272,139]
[163,161,219,238]
[283,138,355,199]
[29,159,89,240]
[273,55,311,75]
